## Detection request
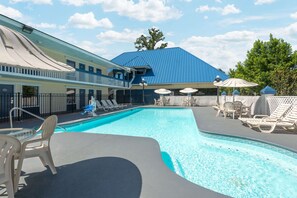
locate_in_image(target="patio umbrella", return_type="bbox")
[213,78,258,88]
[179,88,198,106]
[154,88,171,95]
[179,88,198,95]
[154,89,171,105]
[214,78,258,101]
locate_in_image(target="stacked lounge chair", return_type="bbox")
[246,104,297,133]
[239,103,292,126]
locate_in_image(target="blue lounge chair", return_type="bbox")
[82,104,96,116]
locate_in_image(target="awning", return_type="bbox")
[0,25,75,72]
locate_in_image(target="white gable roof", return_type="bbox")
[0,25,75,72]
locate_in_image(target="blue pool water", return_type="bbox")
[61,108,297,197]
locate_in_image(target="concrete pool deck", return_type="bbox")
[1,106,296,197]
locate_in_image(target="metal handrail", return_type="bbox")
[9,107,66,131]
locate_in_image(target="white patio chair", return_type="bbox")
[223,102,236,119]
[240,102,253,118]
[14,115,58,192]
[233,101,243,118]
[154,98,160,106]
[213,104,224,117]
[101,100,115,110]
[239,103,292,126]
[0,135,21,198]
[112,99,127,108]
[248,104,297,133]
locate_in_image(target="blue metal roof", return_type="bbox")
[111,47,228,85]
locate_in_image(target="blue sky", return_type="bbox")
[1,0,297,72]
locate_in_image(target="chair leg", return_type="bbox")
[39,155,47,166]
[6,180,15,198]
[14,157,24,193]
[43,151,57,175]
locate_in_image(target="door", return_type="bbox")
[79,89,86,109]
[0,85,14,119]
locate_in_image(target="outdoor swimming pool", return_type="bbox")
[61,108,297,197]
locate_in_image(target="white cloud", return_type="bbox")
[204,16,209,20]
[0,4,23,19]
[215,0,222,3]
[180,31,257,72]
[179,20,297,72]
[196,4,240,15]
[60,0,85,6]
[222,16,269,25]
[290,12,297,19]
[221,4,240,15]
[68,12,113,29]
[254,0,275,5]
[9,0,52,4]
[61,0,182,22]
[29,22,57,29]
[284,22,297,36]
[96,29,144,43]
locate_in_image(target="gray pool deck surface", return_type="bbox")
[1,106,296,197]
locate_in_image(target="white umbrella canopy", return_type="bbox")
[213,78,258,88]
[179,88,198,94]
[154,88,171,95]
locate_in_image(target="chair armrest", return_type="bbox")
[21,137,44,148]
[253,115,268,119]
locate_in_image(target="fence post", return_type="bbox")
[17,92,21,121]
[49,93,52,115]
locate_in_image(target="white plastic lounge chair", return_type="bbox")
[95,100,108,111]
[14,115,58,192]
[112,99,127,108]
[223,102,236,119]
[239,103,292,125]
[0,135,21,198]
[106,100,121,109]
[248,104,297,133]
[101,100,115,110]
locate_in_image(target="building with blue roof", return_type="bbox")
[111,47,228,104]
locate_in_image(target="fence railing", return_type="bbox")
[0,65,129,88]
[0,93,129,122]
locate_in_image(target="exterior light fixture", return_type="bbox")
[214,75,222,105]
[139,77,148,105]
[22,25,34,34]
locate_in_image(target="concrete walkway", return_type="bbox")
[1,106,296,197]
[193,107,297,152]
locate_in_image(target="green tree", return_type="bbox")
[134,28,168,51]
[229,34,297,95]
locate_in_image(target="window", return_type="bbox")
[22,85,38,107]
[79,63,85,71]
[96,68,102,75]
[66,60,76,68]
[89,66,94,73]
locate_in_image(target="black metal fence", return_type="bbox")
[0,93,134,122]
